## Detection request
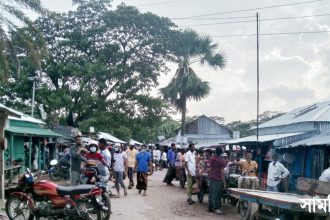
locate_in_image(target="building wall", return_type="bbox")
[185,116,231,137]
[0,111,6,200]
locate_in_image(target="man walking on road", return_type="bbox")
[126,143,138,189]
[163,143,177,186]
[208,147,226,214]
[135,145,153,196]
[185,143,196,205]
[70,133,88,186]
[113,144,128,197]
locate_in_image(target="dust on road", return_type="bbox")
[111,169,240,220]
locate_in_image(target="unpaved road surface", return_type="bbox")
[1,169,241,220]
[111,169,240,220]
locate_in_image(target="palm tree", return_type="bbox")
[0,0,47,81]
[161,29,226,138]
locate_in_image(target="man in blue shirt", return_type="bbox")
[163,143,177,186]
[135,145,153,196]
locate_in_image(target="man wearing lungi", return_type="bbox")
[135,145,153,196]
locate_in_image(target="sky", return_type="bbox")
[39,0,330,123]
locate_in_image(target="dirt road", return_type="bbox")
[111,169,240,220]
[1,170,240,220]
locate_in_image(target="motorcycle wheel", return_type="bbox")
[101,193,111,220]
[78,201,102,220]
[5,196,34,220]
[49,167,61,182]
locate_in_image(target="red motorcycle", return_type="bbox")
[5,168,110,220]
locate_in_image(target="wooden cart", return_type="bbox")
[228,188,330,220]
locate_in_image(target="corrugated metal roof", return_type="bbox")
[281,132,330,148]
[0,103,45,124]
[0,104,20,117]
[5,126,61,137]
[259,101,330,128]
[221,132,306,144]
[129,139,142,145]
[98,132,126,144]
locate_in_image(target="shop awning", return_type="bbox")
[129,139,142,145]
[5,126,62,137]
[98,132,126,144]
[221,132,306,144]
[279,132,330,149]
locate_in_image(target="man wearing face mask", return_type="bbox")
[113,143,128,197]
[84,141,110,183]
[70,133,88,186]
[135,145,152,196]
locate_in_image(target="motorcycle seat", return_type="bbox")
[57,184,95,196]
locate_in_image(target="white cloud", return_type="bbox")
[40,0,330,122]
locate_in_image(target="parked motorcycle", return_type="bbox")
[48,152,70,181]
[5,168,110,220]
[80,163,112,220]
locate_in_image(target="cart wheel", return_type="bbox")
[228,197,238,206]
[250,211,259,220]
[250,209,273,220]
[239,200,252,220]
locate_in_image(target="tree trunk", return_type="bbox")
[181,95,187,137]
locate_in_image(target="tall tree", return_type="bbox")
[0,0,47,81]
[0,2,174,142]
[161,30,226,137]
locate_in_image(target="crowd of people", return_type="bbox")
[69,134,153,197]
[66,133,330,216]
[160,143,294,215]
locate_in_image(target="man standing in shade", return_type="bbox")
[185,143,196,205]
[163,143,177,186]
[208,147,226,214]
[70,133,88,186]
[135,145,153,196]
[267,153,289,192]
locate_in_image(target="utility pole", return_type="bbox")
[32,80,36,117]
[27,75,40,117]
[256,12,260,141]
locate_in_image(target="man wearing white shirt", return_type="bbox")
[185,143,196,205]
[266,153,289,192]
[319,166,330,182]
[152,146,161,171]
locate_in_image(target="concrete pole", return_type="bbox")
[31,80,36,117]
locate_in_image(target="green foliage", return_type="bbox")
[161,29,226,135]
[0,2,176,142]
[158,117,180,138]
[226,111,285,137]
[0,0,48,81]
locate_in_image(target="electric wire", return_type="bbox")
[135,0,191,7]
[171,0,323,20]
[179,12,330,27]
[211,30,330,38]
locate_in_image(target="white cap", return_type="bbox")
[114,143,121,147]
[88,140,98,146]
